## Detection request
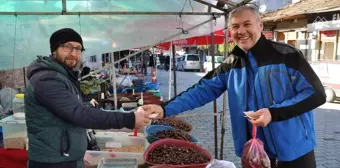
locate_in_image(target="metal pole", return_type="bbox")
[23,67,26,88]
[220,14,229,160]
[168,43,172,100]
[225,0,253,13]
[193,0,229,12]
[152,47,157,77]
[217,0,237,6]
[62,0,66,13]
[172,44,177,96]
[141,51,144,75]
[208,6,218,159]
[119,51,121,69]
[0,11,224,16]
[111,53,118,110]
[79,16,219,80]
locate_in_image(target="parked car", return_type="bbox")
[310,62,340,103]
[203,55,224,72]
[176,54,201,72]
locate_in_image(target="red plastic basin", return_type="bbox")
[144,139,213,168]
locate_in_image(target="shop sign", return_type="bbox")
[307,10,340,31]
[263,31,274,39]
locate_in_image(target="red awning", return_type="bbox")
[154,29,233,50]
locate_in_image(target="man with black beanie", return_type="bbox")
[24,28,150,168]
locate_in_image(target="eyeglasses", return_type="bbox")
[60,44,85,54]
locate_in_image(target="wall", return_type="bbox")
[275,19,308,31]
[83,55,102,70]
[0,68,26,89]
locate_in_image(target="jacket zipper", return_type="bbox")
[263,70,280,157]
[246,58,277,157]
[247,57,278,158]
[267,70,308,140]
[299,116,308,139]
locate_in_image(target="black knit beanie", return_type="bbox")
[50,28,84,53]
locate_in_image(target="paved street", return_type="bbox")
[155,68,340,168]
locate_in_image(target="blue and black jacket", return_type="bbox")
[162,34,326,161]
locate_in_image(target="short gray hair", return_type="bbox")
[228,5,261,27]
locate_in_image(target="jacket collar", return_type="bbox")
[231,33,270,62]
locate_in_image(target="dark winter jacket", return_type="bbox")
[25,56,135,168]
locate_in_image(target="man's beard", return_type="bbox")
[55,54,79,69]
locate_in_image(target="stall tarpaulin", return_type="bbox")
[154,29,233,51]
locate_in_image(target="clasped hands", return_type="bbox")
[134,104,165,129]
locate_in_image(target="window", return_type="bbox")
[298,31,306,40]
[319,31,336,61]
[186,55,199,61]
[89,55,97,62]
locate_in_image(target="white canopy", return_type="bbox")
[0,0,248,70]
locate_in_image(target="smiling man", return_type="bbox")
[143,5,325,168]
[24,28,150,168]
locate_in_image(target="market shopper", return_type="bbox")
[142,51,150,75]
[24,28,150,168]
[143,5,325,168]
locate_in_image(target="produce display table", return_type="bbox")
[0,117,237,168]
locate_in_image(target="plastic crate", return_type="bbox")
[95,131,145,138]
[97,158,138,168]
[144,139,213,168]
[145,125,198,144]
[85,134,149,166]
[85,150,143,168]
[0,115,27,149]
[95,134,148,150]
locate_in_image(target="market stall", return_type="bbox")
[0,0,252,167]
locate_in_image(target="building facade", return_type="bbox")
[261,0,340,102]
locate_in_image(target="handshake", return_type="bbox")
[134,104,165,129]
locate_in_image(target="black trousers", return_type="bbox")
[142,63,147,74]
[270,150,316,168]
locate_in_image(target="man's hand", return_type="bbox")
[134,107,150,129]
[245,108,272,127]
[142,104,164,119]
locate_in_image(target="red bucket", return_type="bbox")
[144,139,213,168]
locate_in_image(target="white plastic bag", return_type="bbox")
[206,159,236,168]
[116,75,133,87]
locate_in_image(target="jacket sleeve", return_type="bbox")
[34,77,135,129]
[269,50,326,121]
[163,63,230,117]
